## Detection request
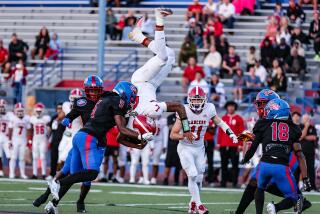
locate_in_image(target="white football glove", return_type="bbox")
[230,134,238,144]
[138,132,154,142]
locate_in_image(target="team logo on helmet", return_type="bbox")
[268,102,280,110]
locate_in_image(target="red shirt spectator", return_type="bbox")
[0,41,8,65]
[106,126,120,148]
[183,57,205,82]
[188,1,203,14]
[217,103,245,147]
[203,17,223,38]
[6,62,28,85]
[204,119,215,141]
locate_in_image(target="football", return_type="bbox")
[132,115,157,135]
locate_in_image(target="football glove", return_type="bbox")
[61,118,71,128]
[230,133,238,144]
[138,132,154,142]
[303,177,312,192]
[237,130,255,142]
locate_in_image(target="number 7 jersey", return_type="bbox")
[179,103,217,147]
[9,115,31,143]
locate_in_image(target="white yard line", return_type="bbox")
[28,187,102,193]
[109,191,190,197]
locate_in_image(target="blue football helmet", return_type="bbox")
[255,89,280,118]
[84,75,104,102]
[113,81,138,110]
[265,98,290,120]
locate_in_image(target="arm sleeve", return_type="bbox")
[65,108,81,122]
[243,122,262,162]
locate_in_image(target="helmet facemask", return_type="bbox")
[0,106,5,115]
[254,99,269,118]
[188,95,206,114]
[15,109,24,118]
[85,86,103,102]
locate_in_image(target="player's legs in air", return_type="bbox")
[129,8,173,85]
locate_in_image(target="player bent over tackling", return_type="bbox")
[170,86,238,214]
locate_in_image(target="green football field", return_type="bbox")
[0,179,320,214]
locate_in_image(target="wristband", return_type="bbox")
[226,128,234,136]
[181,118,190,133]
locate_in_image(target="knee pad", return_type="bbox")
[196,174,204,183]
[188,176,197,182]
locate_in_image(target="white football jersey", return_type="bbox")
[62,101,82,134]
[9,115,31,143]
[179,103,217,147]
[154,117,168,142]
[30,115,51,140]
[0,112,14,137]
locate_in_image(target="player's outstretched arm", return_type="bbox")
[213,115,238,144]
[165,102,194,142]
[169,119,184,141]
[117,133,147,149]
[293,142,312,191]
[241,137,260,164]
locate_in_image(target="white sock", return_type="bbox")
[142,164,149,182]
[130,163,137,181]
[32,159,37,176]
[9,159,16,177]
[19,160,25,176]
[188,176,201,205]
[41,159,46,176]
[154,31,167,61]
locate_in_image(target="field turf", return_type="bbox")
[0,179,319,213]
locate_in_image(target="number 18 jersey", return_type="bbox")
[179,103,217,147]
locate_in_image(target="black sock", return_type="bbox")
[78,184,91,203]
[266,184,284,197]
[255,188,264,214]
[274,198,295,212]
[235,183,256,214]
[52,184,73,206]
[59,170,98,186]
[43,187,51,197]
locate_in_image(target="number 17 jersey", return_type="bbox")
[253,119,301,165]
[178,103,217,147]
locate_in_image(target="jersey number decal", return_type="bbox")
[154,104,160,112]
[1,123,6,133]
[190,125,202,141]
[271,122,289,142]
[90,100,102,119]
[35,125,45,135]
[18,126,24,135]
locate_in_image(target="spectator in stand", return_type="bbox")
[266,15,279,41]
[204,119,216,186]
[218,0,235,29]
[300,114,319,191]
[233,68,244,103]
[6,60,27,103]
[244,65,261,95]
[203,16,223,48]
[291,24,310,46]
[125,10,137,27]
[189,71,210,94]
[216,34,229,56]
[99,126,120,182]
[218,101,245,187]
[186,0,203,23]
[106,8,118,40]
[141,13,154,36]
[122,18,135,41]
[48,103,65,178]
[178,36,197,67]
[276,25,291,45]
[182,57,205,91]
[291,39,305,57]
[254,60,268,86]
[115,15,126,40]
[31,27,50,60]
[203,0,218,22]
[232,0,255,15]
[276,37,291,63]
[203,45,222,76]
[0,39,10,74]
[309,11,320,61]
[8,33,28,63]
[260,37,275,69]
[270,66,287,92]
[287,0,306,23]
[284,48,306,80]
[46,32,62,60]
[274,2,285,18]
[221,46,240,78]
[107,0,120,7]
[187,18,204,48]
[299,0,318,11]
[209,73,226,107]
[246,46,258,71]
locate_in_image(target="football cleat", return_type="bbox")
[266,202,276,214]
[48,180,60,200]
[188,201,197,214]
[155,8,173,18]
[302,198,312,211]
[128,17,146,44]
[33,192,50,207]
[150,177,157,185]
[20,174,28,179]
[77,200,87,213]
[197,204,209,214]
[0,170,4,177]
[44,201,59,214]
